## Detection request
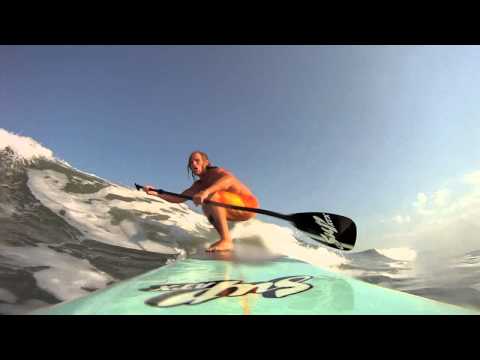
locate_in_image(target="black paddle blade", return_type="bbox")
[289,212,356,251]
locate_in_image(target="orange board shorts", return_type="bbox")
[214,191,259,221]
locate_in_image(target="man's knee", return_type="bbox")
[202,192,221,212]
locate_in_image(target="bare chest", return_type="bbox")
[196,171,251,195]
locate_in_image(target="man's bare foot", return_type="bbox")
[206,239,234,252]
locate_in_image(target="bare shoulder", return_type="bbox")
[214,167,233,177]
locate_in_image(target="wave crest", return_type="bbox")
[0,128,55,162]
[376,247,417,262]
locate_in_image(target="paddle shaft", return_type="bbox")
[144,186,291,221]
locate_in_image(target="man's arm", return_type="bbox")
[156,193,186,203]
[145,182,201,203]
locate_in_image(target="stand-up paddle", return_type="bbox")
[134,183,356,251]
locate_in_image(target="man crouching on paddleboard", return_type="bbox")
[141,151,259,252]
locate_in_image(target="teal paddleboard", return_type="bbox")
[31,249,479,315]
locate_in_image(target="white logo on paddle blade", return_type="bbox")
[311,214,345,249]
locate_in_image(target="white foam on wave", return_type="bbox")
[0,128,55,162]
[0,244,114,302]
[229,219,348,269]
[26,168,214,254]
[377,247,417,262]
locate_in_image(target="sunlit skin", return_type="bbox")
[143,152,258,252]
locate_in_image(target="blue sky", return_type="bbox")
[2,45,480,251]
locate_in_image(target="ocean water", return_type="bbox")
[0,128,479,314]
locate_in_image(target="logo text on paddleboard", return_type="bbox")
[140,276,313,308]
